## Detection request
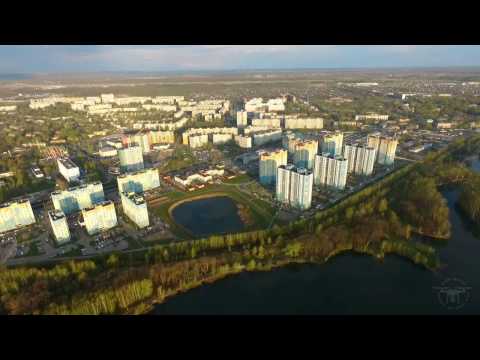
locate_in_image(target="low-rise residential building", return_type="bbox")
[234,135,253,148]
[149,130,175,144]
[189,134,209,148]
[0,105,17,112]
[284,117,324,129]
[99,146,118,158]
[266,98,285,112]
[174,167,224,188]
[251,118,281,128]
[57,158,80,183]
[212,133,233,145]
[253,129,282,146]
[355,114,389,121]
[142,104,177,112]
[100,94,115,103]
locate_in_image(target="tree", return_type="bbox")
[106,254,119,269]
[378,198,388,214]
[246,259,256,271]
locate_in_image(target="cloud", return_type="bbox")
[0,45,479,72]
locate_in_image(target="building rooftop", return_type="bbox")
[58,157,79,170]
[122,192,145,205]
[48,210,66,221]
[83,200,113,212]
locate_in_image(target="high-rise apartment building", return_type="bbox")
[0,199,36,234]
[276,165,313,210]
[259,149,288,185]
[320,132,343,157]
[121,192,149,229]
[118,145,144,173]
[354,145,376,176]
[276,164,295,204]
[236,110,248,128]
[313,153,348,190]
[367,134,381,160]
[293,139,318,170]
[82,201,117,235]
[51,182,105,215]
[343,144,358,173]
[117,168,160,194]
[282,131,296,152]
[48,210,71,244]
[377,136,398,166]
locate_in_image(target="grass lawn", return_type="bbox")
[150,183,276,240]
[223,174,253,184]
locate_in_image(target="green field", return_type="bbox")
[150,184,276,240]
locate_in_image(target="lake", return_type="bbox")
[153,159,480,315]
[171,196,245,237]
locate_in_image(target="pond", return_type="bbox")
[171,195,245,237]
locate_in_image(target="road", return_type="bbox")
[395,155,418,163]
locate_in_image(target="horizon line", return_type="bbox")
[3,65,480,77]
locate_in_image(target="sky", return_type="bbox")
[0,45,479,73]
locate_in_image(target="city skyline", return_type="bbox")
[1,45,480,73]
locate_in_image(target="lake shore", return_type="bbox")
[138,241,439,315]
